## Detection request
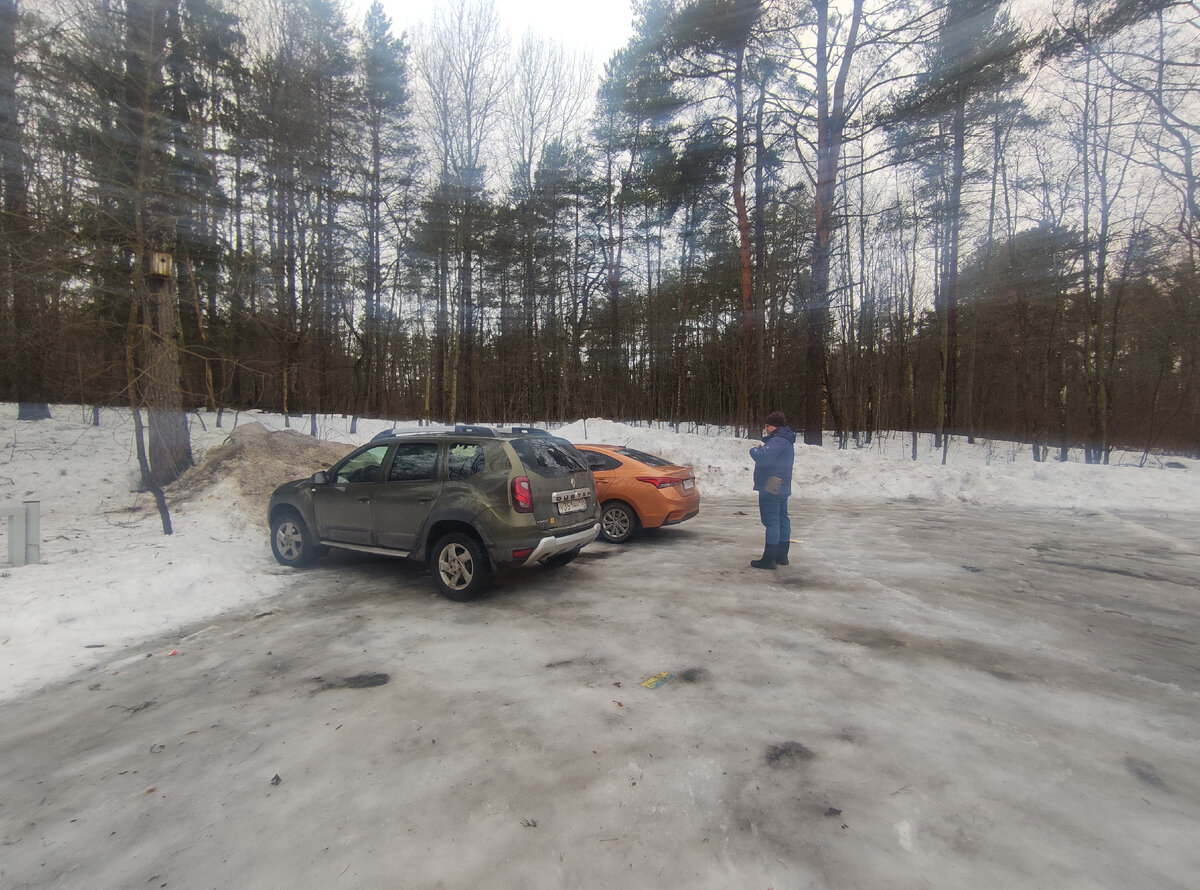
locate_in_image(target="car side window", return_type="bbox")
[389,442,438,482]
[448,443,486,480]
[336,445,389,484]
[585,451,621,472]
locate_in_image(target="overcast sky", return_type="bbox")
[367,0,634,65]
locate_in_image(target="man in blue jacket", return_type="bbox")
[749,411,796,570]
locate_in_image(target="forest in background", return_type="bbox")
[2,0,1199,492]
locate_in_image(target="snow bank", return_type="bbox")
[560,418,1200,513]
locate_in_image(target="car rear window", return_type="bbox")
[616,447,673,467]
[511,437,588,477]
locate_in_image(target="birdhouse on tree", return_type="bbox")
[149,252,174,280]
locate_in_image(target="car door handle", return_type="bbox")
[357,496,371,503]
[419,496,435,503]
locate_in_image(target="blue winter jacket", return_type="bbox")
[750,425,796,497]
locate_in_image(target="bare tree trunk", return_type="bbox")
[604,149,628,416]
[1,0,50,420]
[732,45,756,433]
[133,407,172,535]
[941,85,966,465]
[145,272,193,487]
[806,0,864,447]
[122,0,192,495]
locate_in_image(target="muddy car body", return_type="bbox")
[268,428,599,600]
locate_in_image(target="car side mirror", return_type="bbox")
[311,470,328,484]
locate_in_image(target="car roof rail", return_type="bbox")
[453,424,499,437]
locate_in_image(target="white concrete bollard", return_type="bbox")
[24,501,41,565]
[2,501,40,567]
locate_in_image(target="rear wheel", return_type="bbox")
[270,511,317,567]
[599,502,639,543]
[430,532,492,601]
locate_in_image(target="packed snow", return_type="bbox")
[1,404,1196,701]
[3,403,1199,889]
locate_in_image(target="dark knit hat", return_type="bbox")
[764,411,786,428]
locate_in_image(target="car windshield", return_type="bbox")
[617,447,674,468]
[511,437,588,477]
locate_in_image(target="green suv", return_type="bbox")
[268,427,600,600]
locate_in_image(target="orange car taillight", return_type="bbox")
[512,476,533,512]
[636,475,686,489]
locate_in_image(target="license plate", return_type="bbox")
[553,487,590,515]
[682,479,694,490]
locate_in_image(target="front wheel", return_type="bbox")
[270,511,317,567]
[430,532,492,601]
[599,502,639,543]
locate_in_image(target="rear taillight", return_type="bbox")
[636,475,686,489]
[512,476,533,513]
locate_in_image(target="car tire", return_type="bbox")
[544,546,582,568]
[430,532,492,601]
[599,501,639,543]
[271,511,318,567]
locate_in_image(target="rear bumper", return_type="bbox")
[520,523,600,566]
[640,491,701,529]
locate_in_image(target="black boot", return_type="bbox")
[750,545,776,570]
[776,540,789,566]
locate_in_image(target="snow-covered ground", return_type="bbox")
[1,404,1196,701]
[3,404,1199,889]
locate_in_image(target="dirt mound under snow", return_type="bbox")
[169,422,351,517]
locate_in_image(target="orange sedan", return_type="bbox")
[574,444,700,543]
